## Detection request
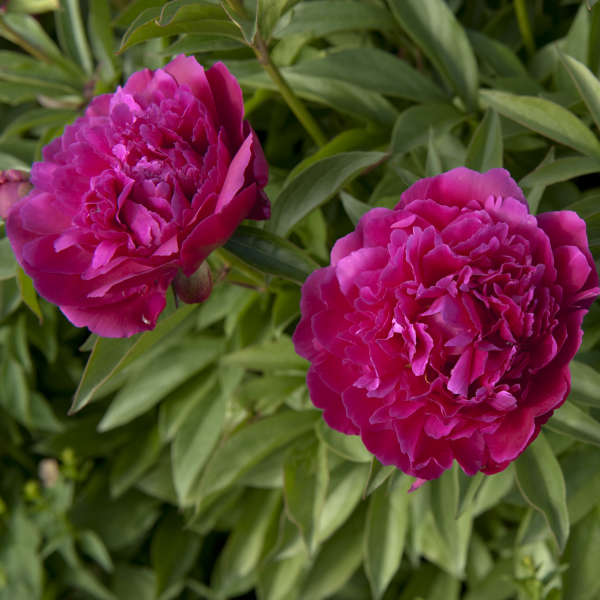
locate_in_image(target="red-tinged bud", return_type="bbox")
[172,261,213,304]
[0,170,32,220]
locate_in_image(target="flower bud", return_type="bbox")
[173,261,212,304]
[0,170,32,220]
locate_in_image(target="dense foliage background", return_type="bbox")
[2,0,600,598]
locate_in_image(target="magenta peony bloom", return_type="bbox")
[6,55,269,337]
[293,168,599,481]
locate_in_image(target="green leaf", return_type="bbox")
[520,156,600,188]
[560,53,600,132]
[291,47,447,103]
[257,552,306,600]
[428,467,472,578]
[212,489,281,597]
[171,383,225,504]
[0,107,76,140]
[78,530,113,572]
[283,436,329,554]
[316,419,372,463]
[222,336,308,372]
[569,360,600,408]
[55,0,94,74]
[231,62,399,126]
[161,32,244,54]
[391,104,465,155]
[289,129,387,180]
[562,507,600,600]
[112,565,156,600]
[98,337,223,431]
[272,0,394,38]
[16,268,42,322]
[465,109,503,171]
[158,371,217,441]
[0,151,30,171]
[198,410,319,498]
[340,191,371,227]
[480,89,600,160]
[150,512,201,598]
[224,226,318,284]
[300,506,366,600]
[318,462,370,543]
[364,475,410,599]
[109,425,162,497]
[71,302,197,414]
[561,446,600,525]
[5,0,59,13]
[269,151,387,236]
[388,0,478,110]
[0,13,84,81]
[221,0,257,45]
[515,433,570,552]
[88,0,117,84]
[468,30,529,78]
[426,128,443,176]
[456,471,485,519]
[119,1,240,51]
[546,400,600,447]
[0,237,17,280]
[0,356,30,427]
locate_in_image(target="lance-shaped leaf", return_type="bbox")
[283,436,329,554]
[480,89,600,160]
[515,433,570,552]
[388,0,478,110]
[465,109,503,171]
[224,226,318,284]
[269,151,387,237]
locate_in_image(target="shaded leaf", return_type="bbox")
[547,400,600,446]
[269,151,387,236]
[272,0,393,38]
[515,433,570,552]
[224,226,318,284]
[465,108,503,171]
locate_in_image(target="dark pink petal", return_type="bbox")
[205,61,244,149]
[61,290,166,337]
[485,408,535,464]
[398,167,526,210]
[307,368,358,434]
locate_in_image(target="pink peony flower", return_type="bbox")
[6,55,269,337]
[293,168,599,480]
[0,170,32,220]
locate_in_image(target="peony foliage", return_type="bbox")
[1,1,600,600]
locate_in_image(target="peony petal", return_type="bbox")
[205,61,244,149]
[398,167,526,210]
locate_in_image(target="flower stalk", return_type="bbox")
[253,32,328,147]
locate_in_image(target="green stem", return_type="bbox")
[514,0,535,57]
[253,33,327,147]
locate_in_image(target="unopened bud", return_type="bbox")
[0,170,32,220]
[173,261,213,304]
